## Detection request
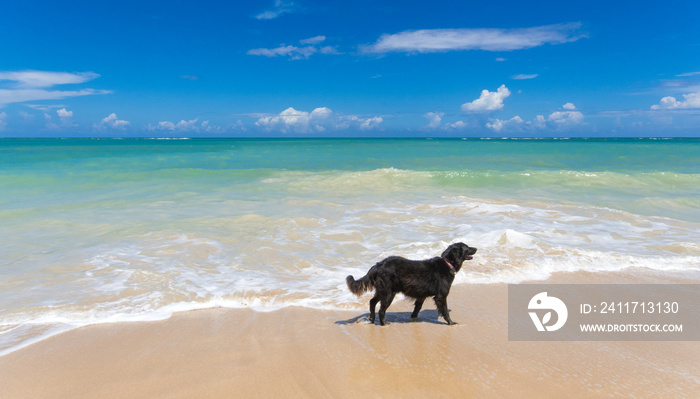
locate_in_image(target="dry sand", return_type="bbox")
[1,272,699,398]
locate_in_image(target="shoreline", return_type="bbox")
[1,271,699,398]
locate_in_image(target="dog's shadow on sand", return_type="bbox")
[335,310,449,326]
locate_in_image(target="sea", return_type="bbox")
[1,137,699,355]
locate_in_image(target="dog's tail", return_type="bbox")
[346,267,376,296]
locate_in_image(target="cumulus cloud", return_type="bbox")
[358,116,383,130]
[425,112,444,128]
[255,0,295,20]
[0,70,110,106]
[651,92,700,110]
[256,107,383,133]
[0,112,6,131]
[462,85,511,113]
[486,116,525,132]
[256,107,328,133]
[248,36,337,60]
[446,120,466,129]
[548,103,584,125]
[146,118,220,134]
[95,113,130,130]
[43,113,59,131]
[423,112,466,130]
[42,108,77,130]
[487,103,584,132]
[362,23,585,54]
[57,108,73,118]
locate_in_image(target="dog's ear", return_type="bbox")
[441,244,461,269]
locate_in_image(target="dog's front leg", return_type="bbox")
[434,296,456,325]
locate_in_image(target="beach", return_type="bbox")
[1,138,699,397]
[2,271,699,398]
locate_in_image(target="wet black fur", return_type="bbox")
[346,242,477,326]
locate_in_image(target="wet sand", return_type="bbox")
[1,272,699,398]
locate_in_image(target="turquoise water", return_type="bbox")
[1,138,699,355]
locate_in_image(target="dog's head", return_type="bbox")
[441,242,477,272]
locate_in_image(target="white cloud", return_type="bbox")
[462,85,511,113]
[512,74,538,80]
[487,103,584,132]
[43,113,60,131]
[256,107,325,133]
[0,70,110,107]
[0,88,111,107]
[446,120,466,129]
[651,92,700,110]
[96,113,130,130]
[423,112,466,130]
[548,111,583,125]
[248,45,317,60]
[57,108,73,118]
[486,116,524,132]
[146,118,220,134]
[42,108,77,130]
[248,36,338,60]
[255,0,295,20]
[0,112,6,131]
[362,23,585,54]
[676,71,700,77]
[424,112,444,128]
[256,107,383,133]
[358,116,383,130]
[310,106,333,119]
[300,35,326,45]
[319,46,339,55]
[0,70,99,88]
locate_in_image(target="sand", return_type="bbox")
[1,272,699,398]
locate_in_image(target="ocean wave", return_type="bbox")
[258,168,700,221]
[2,194,699,356]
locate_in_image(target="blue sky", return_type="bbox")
[1,0,699,137]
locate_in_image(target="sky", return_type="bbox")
[1,0,699,137]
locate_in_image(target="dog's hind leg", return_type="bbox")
[411,297,426,319]
[378,293,396,326]
[368,295,379,324]
[434,296,456,325]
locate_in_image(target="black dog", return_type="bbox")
[346,242,477,326]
